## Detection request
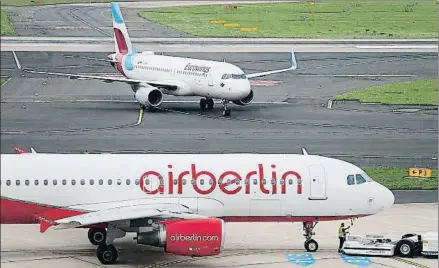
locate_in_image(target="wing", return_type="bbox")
[46,203,207,231]
[12,51,178,90]
[246,50,297,79]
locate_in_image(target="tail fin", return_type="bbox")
[111,2,135,55]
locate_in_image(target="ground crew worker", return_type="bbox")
[338,222,350,252]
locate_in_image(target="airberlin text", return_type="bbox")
[139,164,302,195]
[170,234,219,242]
[184,63,211,73]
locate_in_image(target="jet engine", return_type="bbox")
[135,86,163,107]
[136,218,225,257]
[231,90,254,106]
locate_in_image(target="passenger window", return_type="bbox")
[280,179,285,185]
[182,179,187,185]
[209,179,213,185]
[191,179,195,185]
[16,180,20,186]
[80,179,85,185]
[126,179,130,185]
[200,179,204,185]
[90,179,94,185]
[108,179,112,185]
[53,179,57,185]
[6,180,11,186]
[44,180,48,186]
[356,174,366,184]
[99,179,103,185]
[289,179,293,185]
[159,179,164,185]
[72,179,76,185]
[262,179,266,184]
[135,179,139,185]
[173,179,177,185]
[347,175,355,185]
[25,180,30,186]
[236,180,240,185]
[271,179,276,185]
[35,180,39,186]
[218,179,223,185]
[117,179,121,185]
[62,179,67,185]
[253,179,257,185]
[245,179,249,185]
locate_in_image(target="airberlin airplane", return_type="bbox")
[15,2,297,117]
[0,150,394,264]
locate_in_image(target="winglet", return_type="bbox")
[290,49,297,70]
[12,146,28,154]
[301,148,309,155]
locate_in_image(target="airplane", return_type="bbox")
[0,149,395,265]
[14,2,298,117]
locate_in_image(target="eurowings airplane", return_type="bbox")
[15,2,297,117]
[1,150,395,264]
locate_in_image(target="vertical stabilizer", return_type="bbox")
[111,2,135,55]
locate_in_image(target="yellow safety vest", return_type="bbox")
[338,227,344,237]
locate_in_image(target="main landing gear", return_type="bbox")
[89,226,126,265]
[199,98,214,111]
[303,222,319,252]
[88,228,107,245]
[199,98,231,117]
[97,244,119,265]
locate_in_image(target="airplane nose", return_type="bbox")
[381,185,395,210]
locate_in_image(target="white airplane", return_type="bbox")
[1,150,395,265]
[15,2,297,117]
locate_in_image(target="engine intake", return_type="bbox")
[232,90,254,106]
[135,86,163,107]
[136,218,225,257]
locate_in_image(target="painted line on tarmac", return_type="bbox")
[393,257,431,268]
[0,99,289,105]
[136,108,144,125]
[0,108,145,135]
[297,74,417,77]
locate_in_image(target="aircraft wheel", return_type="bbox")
[397,240,415,258]
[200,98,207,110]
[97,244,118,265]
[304,239,319,252]
[88,228,107,245]
[222,109,231,117]
[207,99,214,110]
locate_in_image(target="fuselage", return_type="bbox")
[0,153,394,224]
[109,52,252,101]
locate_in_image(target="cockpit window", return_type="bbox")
[360,172,374,182]
[221,74,246,79]
[356,174,367,184]
[347,175,355,185]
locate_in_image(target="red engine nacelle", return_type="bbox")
[136,218,225,257]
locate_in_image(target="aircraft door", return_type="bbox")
[308,164,327,200]
[208,73,214,86]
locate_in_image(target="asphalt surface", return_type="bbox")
[1,51,437,172]
[2,2,193,38]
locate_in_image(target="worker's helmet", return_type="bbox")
[341,223,345,227]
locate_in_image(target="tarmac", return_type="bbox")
[1,203,438,268]
[1,51,437,170]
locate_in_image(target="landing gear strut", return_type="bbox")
[97,244,118,265]
[88,228,107,245]
[199,98,214,111]
[303,222,319,252]
[221,99,231,117]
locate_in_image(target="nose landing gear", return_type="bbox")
[199,98,214,111]
[303,221,319,252]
